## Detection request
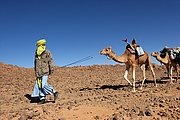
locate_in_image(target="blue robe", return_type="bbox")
[31,76,56,100]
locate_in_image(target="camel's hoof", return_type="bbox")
[131,90,136,93]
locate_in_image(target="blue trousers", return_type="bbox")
[31,76,56,100]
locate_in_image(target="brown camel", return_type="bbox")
[100,47,156,92]
[151,52,179,83]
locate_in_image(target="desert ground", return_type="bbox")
[0,62,179,120]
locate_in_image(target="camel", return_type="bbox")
[151,52,179,83]
[100,46,156,92]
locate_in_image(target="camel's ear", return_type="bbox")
[106,46,111,51]
[108,46,112,49]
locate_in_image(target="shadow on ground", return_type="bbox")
[24,94,40,103]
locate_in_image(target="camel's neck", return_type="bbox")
[155,53,169,64]
[108,51,127,63]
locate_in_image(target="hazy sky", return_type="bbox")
[0,0,180,68]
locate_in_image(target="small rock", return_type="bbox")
[175,97,180,100]
[159,103,165,108]
[94,115,100,120]
[58,118,66,120]
[33,107,43,114]
[157,111,167,117]
[112,113,119,120]
[138,111,144,116]
[176,86,180,90]
[159,99,165,103]
[144,108,152,116]
[67,106,72,110]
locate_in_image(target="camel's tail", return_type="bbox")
[145,55,152,70]
[145,63,149,70]
[144,52,152,68]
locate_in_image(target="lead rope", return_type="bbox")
[61,56,93,68]
[53,56,93,71]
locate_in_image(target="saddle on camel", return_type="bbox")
[160,46,180,63]
[124,38,145,56]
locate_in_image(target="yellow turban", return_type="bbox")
[36,39,46,46]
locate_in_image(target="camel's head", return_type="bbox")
[151,52,159,57]
[100,47,113,56]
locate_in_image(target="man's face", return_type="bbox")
[133,43,137,48]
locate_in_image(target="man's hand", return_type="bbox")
[49,75,52,79]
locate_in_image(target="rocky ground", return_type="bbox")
[0,62,179,120]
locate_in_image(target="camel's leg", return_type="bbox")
[166,65,170,78]
[177,71,179,83]
[169,66,174,84]
[132,66,136,92]
[140,64,146,90]
[175,65,179,83]
[124,69,132,85]
[149,65,157,87]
